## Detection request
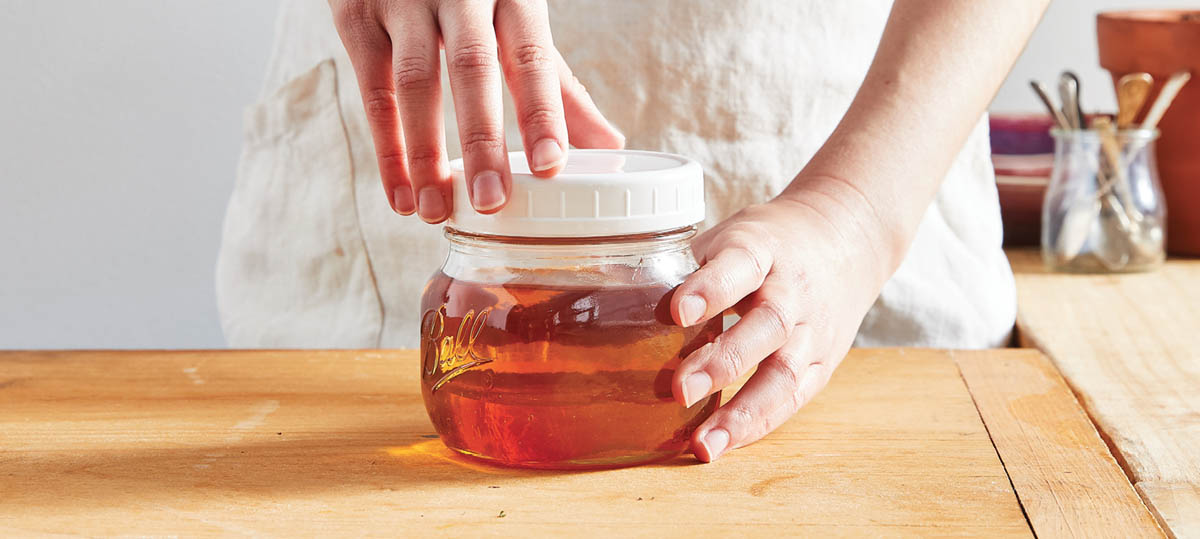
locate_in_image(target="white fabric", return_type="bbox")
[217,0,1016,349]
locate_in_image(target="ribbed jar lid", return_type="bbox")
[448,150,705,237]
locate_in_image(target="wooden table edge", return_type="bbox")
[0,348,1166,536]
[951,349,1165,538]
[1013,325,1191,539]
[1135,482,1200,539]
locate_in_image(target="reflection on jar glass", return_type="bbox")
[419,150,720,470]
[1042,128,1165,273]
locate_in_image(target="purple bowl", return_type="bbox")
[989,114,1056,155]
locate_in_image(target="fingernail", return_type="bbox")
[417,187,446,222]
[678,295,707,327]
[393,186,415,215]
[682,371,712,408]
[530,138,565,172]
[470,171,506,211]
[701,427,730,462]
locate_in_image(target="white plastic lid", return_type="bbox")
[449,150,705,237]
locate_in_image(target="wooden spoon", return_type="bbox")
[1140,70,1192,131]
[1115,73,1153,128]
[1119,70,1193,162]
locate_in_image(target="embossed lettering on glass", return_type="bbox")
[417,150,719,470]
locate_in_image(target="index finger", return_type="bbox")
[671,232,774,327]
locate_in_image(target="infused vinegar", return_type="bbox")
[419,269,722,469]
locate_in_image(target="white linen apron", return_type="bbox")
[216,0,1016,349]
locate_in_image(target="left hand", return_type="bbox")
[670,179,892,462]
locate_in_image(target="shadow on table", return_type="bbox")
[4,417,702,508]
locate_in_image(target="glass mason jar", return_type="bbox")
[419,150,721,470]
[1042,128,1166,272]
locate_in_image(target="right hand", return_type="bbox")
[329,0,625,223]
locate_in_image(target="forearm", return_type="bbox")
[781,0,1049,282]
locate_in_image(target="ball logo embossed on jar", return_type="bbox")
[420,304,492,392]
[419,150,715,470]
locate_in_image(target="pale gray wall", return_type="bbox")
[994,0,1199,114]
[0,0,1190,348]
[0,1,280,348]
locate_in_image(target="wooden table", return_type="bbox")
[0,349,1159,536]
[1010,250,1200,538]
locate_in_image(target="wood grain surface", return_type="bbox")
[1009,249,1200,538]
[954,350,1163,537]
[0,348,1138,536]
[1138,483,1200,539]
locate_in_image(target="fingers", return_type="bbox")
[553,50,624,149]
[337,0,619,217]
[439,2,511,213]
[331,3,414,214]
[673,281,797,407]
[691,330,834,462]
[385,8,452,223]
[494,0,568,177]
[671,230,774,327]
[688,220,734,265]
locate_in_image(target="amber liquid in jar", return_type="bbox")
[420,268,722,469]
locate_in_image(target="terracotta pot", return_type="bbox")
[1097,11,1200,255]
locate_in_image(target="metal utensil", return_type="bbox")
[1030,80,1070,129]
[1058,73,1082,129]
[1095,199,1133,270]
[1092,116,1138,218]
[1092,117,1136,270]
[1056,193,1100,263]
[1094,115,1128,201]
[1066,72,1087,126]
[1054,116,1145,267]
[1095,116,1166,266]
[1051,72,1097,263]
[1116,73,1153,128]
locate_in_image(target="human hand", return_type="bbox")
[328,0,624,222]
[670,179,893,462]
